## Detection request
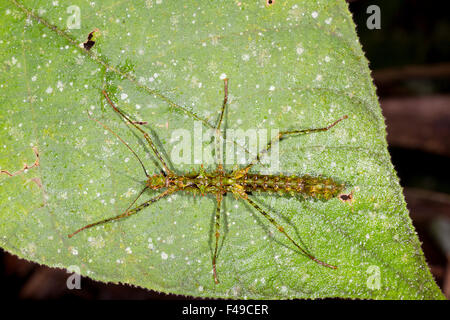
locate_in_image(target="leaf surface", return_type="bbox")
[0,0,444,299]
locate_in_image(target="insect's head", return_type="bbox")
[146,174,167,190]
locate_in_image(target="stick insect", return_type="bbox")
[68,79,348,284]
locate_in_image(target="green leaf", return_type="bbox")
[0,0,444,299]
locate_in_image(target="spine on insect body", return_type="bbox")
[237,174,345,200]
[146,171,345,200]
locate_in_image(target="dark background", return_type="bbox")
[1,0,449,299]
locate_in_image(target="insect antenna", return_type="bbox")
[87,111,149,177]
[102,90,174,176]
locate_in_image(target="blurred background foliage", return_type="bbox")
[350,0,450,298]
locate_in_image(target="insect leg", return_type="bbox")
[215,78,228,131]
[68,187,175,238]
[212,79,227,279]
[102,90,174,176]
[212,193,223,284]
[239,192,337,269]
[214,79,228,170]
[241,115,348,173]
[209,78,258,166]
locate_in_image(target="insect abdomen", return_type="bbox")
[239,174,344,200]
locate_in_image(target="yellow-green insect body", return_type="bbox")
[69,80,349,284]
